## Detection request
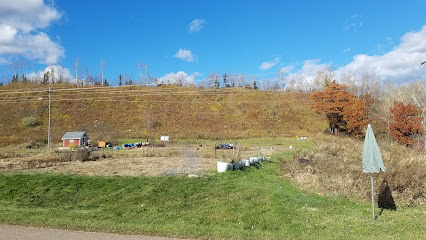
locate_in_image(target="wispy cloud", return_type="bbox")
[344,14,363,32]
[0,1,64,64]
[344,48,351,53]
[0,56,10,64]
[188,19,206,32]
[279,65,294,74]
[174,48,195,62]
[259,57,280,70]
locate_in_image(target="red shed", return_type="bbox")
[61,131,89,148]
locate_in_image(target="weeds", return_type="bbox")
[280,134,426,206]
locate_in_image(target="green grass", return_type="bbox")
[0,149,424,239]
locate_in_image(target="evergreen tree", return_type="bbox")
[253,81,257,89]
[11,74,18,83]
[119,74,122,86]
[21,74,27,83]
[43,71,49,85]
[223,73,228,87]
[104,78,109,86]
[214,74,220,88]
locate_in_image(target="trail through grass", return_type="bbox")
[0,148,424,239]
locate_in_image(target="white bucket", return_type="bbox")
[243,160,250,167]
[217,162,229,173]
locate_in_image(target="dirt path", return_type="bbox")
[0,224,187,240]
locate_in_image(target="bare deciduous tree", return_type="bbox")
[100,58,105,86]
[50,66,55,84]
[137,62,142,86]
[145,64,148,85]
[74,57,79,86]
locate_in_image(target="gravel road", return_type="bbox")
[0,224,186,240]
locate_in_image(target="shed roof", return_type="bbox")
[62,131,87,140]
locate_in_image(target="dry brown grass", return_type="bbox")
[0,84,326,146]
[280,134,426,207]
[1,143,279,176]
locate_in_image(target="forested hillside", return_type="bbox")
[0,83,327,146]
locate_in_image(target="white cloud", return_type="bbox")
[174,48,195,62]
[0,0,61,33]
[259,57,280,70]
[285,59,331,87]
[344,48,351,53]
[282,25,426,89]
[27,65,72,82]
[336,25,426,83]
[188,19,206,32]
[0,0,64,64]
[158,71,196,86]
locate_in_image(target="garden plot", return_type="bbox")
[1,142,286,176]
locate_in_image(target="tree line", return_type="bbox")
[311,81,424,148]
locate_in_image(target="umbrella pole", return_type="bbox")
[371,173,375,220]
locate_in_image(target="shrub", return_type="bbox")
[72,148,91,162]
[21,116,38,128]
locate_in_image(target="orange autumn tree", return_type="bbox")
[343,98,369,137]
[389,101,423,146]
[311,82,368,136]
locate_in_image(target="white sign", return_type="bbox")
[160,136,169,141]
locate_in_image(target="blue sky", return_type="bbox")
[1,0,426,86]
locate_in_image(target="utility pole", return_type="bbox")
[47,87,54,149]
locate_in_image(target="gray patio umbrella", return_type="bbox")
[362,124,386,219]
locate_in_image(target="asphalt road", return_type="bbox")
[0,224,185,240]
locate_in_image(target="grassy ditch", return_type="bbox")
[0,148,425,239]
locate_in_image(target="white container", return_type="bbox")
[217,162,229,173]
[243,160,250,167]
